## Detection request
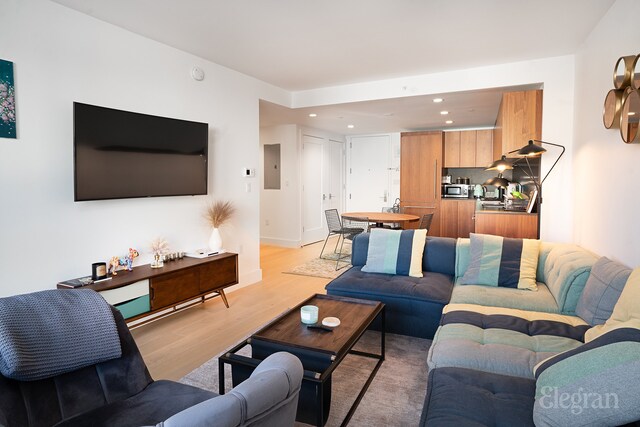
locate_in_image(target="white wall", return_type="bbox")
[572,0,640,268]
[0,0,290,297]
[292,56,577,243]
[259,124,301,247]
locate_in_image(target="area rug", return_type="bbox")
[283,244,352,279]
[180,331,431,427]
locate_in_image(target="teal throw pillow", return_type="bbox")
[361,228,427,278]
[458,233,539,290]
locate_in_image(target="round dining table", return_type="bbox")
[341,211,420,228]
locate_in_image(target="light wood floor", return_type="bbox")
[131,240,333,380]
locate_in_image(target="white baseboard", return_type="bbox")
[259,237,301,248]
[225,268,263,293]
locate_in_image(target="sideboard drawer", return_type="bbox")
[150,268,200,310]
[199,254,238,293]
[100,280,149,305]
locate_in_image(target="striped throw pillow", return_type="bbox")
[458,233,539,290]
[361,228,427,278]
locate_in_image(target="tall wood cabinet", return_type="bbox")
[440,199,476,238]
[493,90,543,158]
[400,131,443,236]
[444,130,493,168]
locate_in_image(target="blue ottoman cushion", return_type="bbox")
[419,367,535,427]
[326,267,453,338]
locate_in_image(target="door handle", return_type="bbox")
[433,160,437,197]
[323,194,326,201]
[329,193,333,200]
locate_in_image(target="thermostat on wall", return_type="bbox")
[243,168,255,177]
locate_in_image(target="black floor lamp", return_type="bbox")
[485,139,566,208]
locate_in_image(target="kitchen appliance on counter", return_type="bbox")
[442,184,470,198]
[455,177,470,185]
[473,184,484,198]
[442,175,452,184]
[482,185,504,201]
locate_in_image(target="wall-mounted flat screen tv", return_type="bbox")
[73,102,208,201]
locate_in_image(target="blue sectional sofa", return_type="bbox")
[325,232,640,426]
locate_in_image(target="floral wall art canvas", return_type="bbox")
[0,59,16,139]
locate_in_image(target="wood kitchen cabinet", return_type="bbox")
[444,130,493,168]
[400,131,443,236]
[493,90,543,158]
[475,211,538,239]
[440,199,476,238]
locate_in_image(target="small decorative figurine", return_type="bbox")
[108,248,140,275]
[150,238,169,268]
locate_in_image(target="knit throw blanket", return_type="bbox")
[0,289,122,381]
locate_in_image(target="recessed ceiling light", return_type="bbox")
[433,98,444,103]
[347,124,355,129]
[308,113,317,117]
[445,120,454,124]
[440,111,449,115]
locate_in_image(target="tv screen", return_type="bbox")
[73,102,208,201]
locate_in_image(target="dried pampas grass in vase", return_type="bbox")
[205,200,235,253]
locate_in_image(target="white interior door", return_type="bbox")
[302,135,325,244]
[347,135,391,211]
[323,140,344,214]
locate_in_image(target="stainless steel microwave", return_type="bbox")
[442,184,470,198]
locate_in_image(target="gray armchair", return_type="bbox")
[0,289,303,427]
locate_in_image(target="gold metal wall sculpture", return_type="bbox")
[603,54,640,143]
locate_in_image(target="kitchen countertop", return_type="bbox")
[475,209,537,215]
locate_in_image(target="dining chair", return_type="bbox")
[418,213,434,234]
[335,216,369,270]
[320,210,368,263]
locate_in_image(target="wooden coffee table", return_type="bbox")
[218,294,385,427]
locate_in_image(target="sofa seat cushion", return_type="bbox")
[326,266,453,304]
[54,380,216,427]
[326,266,454,338]
[427,304,588,379]
[419,367,535,427]
[450,282,559,313]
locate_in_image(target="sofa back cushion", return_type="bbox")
[457,233,539,290]
[575,257,632,326]
[361,229,427,277]
[351,233,456,276]
[542,244,597,314]
[585,268,640,342]
[533,326,640,426]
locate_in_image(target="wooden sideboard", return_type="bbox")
[57,253,238,325]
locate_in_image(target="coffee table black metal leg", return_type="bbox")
[218,358,225,395]
[381,307,386,360]
[316,381,323,427]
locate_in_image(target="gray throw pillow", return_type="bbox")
[575,257,631,326]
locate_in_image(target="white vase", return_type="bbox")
[208,227,223,253]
